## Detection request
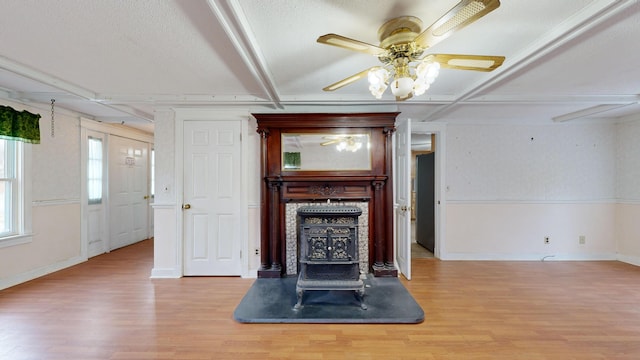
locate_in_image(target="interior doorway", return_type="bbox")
[411,133,435,259]
[108,135,150,251]
[395,120,445,279]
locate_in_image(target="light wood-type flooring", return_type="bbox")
[1,239,640,359]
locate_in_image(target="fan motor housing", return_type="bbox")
[378,16,423,48]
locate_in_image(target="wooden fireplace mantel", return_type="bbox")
[254,113,398,278]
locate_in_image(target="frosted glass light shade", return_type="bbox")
[390,77,413,98]
[367,68,390,99]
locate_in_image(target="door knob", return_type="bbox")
[143,195,150,200]
[182,204,191,210]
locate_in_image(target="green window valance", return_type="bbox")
[0,105,41,144]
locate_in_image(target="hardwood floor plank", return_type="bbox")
[1,239,640,359]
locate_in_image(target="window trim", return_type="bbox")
[87,136,104,205]
[0,140,33,248]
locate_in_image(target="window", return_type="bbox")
[0,138,31,246]
[0,139,17,235]
[87,137,103,204]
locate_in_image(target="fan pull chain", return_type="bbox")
[50,99,55,138]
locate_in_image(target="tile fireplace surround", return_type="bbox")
[285,201,369,276]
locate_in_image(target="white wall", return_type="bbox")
[150,109,179,277]
[443,122,619,260]
[152,111,639,275]
[615,119,640,265]
[0,99,83,290]
[151,109,261,278]
[0,99,154,290]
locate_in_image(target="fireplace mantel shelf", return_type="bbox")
[266,175,387,182]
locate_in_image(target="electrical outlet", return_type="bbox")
[544,236,550,244]
[579,235,586,245]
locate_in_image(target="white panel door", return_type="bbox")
[183,120,242,276]
[395,118,412,280]
[108,135,149,251]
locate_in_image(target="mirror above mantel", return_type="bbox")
[282,133,372,171]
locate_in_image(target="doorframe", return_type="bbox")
[80,118,154,260]
[411,122,446,260]
[148,144,155,239]
[107,134,151,251]
[174,109,250,277]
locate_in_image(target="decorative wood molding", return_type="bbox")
[254,113,398,277]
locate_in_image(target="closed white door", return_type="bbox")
[395,118,412,280]
[109,135,149,250]
[183,120,242,276]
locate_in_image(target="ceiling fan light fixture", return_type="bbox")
[368,68,390,99]
[416,61,440,80]
[369,84,387,99]
[366,60,440,99]
[413,82,430,96]
[368,67,389,85]
[390,76,414,98]
[318,0,504,101]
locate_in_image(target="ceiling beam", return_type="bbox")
[0,55,95,100]
[422,0,635,122]
[0,56,154,123]
[207,0,283,109]
[552,103,636,122]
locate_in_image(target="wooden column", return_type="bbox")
[380,126,397,276]
[268,179,282,272]
[371,179,385,272]
[257,129,270,274]
[257,129,282,278]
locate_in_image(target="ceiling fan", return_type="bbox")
[317,0,506,101]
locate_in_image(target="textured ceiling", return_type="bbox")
[0,0,639,133]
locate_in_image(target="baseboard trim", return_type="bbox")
[0,255,86,291]
[439,252,618,262]
[617,254,640,267]
[150,267,182,278]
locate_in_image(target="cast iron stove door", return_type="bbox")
[308,226,352,262]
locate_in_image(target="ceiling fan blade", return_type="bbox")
[317,34,386,56]
[322,67,380,91]
[425,54,505,72]
[414,0,501,49]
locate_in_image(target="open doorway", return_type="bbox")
[395,121,445,279]
[411,133,435,259]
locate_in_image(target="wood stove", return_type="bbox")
[294,205,366,310]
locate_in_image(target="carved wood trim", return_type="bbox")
[255,113,398,277]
